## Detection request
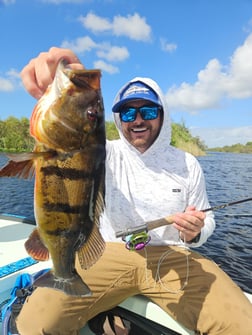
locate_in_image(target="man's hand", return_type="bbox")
[172,206,205,243]
[21,47,83,99]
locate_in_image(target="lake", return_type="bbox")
[0,152,251,293]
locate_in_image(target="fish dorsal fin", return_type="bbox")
[25,228,50,261]
[77,222,105,270]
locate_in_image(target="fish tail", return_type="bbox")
[34,270,91,297]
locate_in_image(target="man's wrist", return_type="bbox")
[180,232,201,244]
[187,232,201,244]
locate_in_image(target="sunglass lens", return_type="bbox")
[140,107,159,120]
[120,108,137,122]
[120,106,160,122]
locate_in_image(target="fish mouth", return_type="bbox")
[30,60,104,151]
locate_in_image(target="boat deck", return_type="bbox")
[0,215,250,335]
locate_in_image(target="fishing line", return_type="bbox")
[117,197,252,292]
[155,238,190,294]
[140,242,190,293]
[143,247,150,286]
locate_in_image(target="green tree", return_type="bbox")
[0,117,207,156]
[105,121,119,140]
[0,116,34,152]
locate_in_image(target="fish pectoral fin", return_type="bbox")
[25,228,50,261]
[6,152,38,162]
[77,223,105,270]
[0,157,35,179]
[0,150,59,179]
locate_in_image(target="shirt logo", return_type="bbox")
[172,189,181,193]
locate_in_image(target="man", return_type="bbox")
[17,47,252,335]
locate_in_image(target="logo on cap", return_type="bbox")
[122,85,150,99]
[112,80,161,113]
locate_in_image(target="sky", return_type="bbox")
[0,0,252,148]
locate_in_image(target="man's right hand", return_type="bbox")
[21,47,83,99]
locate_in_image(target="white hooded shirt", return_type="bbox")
[99,77,215,247]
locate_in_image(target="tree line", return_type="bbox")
[0,116,206,156]
[0,117,34,152]
[209,142,252,153]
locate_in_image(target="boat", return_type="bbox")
[0,214,251,335]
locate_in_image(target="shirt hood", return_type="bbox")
[112,77,171,156]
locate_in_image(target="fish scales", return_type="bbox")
[0,59,106,297]
[35,153,96,233]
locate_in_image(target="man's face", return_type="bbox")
[120,100,163,153]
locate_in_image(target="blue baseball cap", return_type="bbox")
[112,81,162,113]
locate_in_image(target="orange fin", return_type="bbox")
[0,150,59,179]
[0,158,35,179]
[25,228,50,261]
[6,152,40,162]
[77,223,105,270]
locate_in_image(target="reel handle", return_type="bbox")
[115,215,174,238]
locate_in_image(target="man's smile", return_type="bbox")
[131,127,148,133]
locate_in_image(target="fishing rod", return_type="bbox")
[201,197,252,213]
[115,197,252,238]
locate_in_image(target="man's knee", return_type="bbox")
[17,287,84,335]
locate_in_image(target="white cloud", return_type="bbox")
[167,59,225,111]
[0,77,15,92]
[6,69,20,79]
[0,69,20,92]
[79,12,112,33]
[113,13,151,41]
[79,12,152,41]
[225,34,252,98]
[0,0,15,5]
[190,126,252,148]
[61,37,129,70]
[93,60,119,74]
[242,18,252,33]
[61,36,97,53]
[160,38,177,53]
[96,45,129,62]
[62,12,151,75]
[166,33,252,112]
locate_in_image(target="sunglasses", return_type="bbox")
[119,105,161,123]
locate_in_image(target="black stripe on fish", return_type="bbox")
[43,202,89,214]
[41,166,95,180]
[44,227,88,241]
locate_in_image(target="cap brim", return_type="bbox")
[112,97,161,113]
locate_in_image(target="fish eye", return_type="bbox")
[87,109,98,122]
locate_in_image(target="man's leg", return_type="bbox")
[16,243,146,335]
[17,244,252,335]
[142,246,252,335]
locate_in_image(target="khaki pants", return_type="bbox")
[17,243,252,335]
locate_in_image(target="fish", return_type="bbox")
[0,59,106,297]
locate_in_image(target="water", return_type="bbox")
[196,152,252,293]
[0,155,34,219]
[0,152,251,293]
